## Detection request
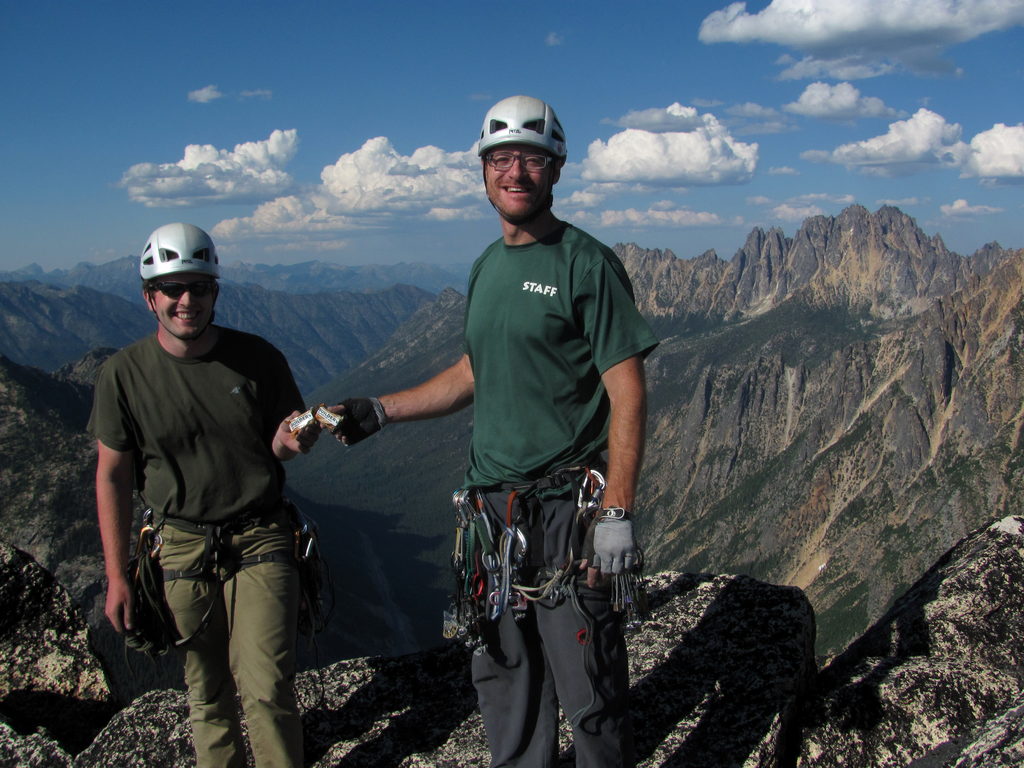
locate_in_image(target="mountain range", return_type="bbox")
[1,203,1021,684]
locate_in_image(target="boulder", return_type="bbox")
[0,541,114,756]
[77,572,817,767]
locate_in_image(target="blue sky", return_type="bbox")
[3,1,1022,273]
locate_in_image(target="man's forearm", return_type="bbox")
[601,356,648,511]
[379,354,475,423]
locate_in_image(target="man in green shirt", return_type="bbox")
[89,223,320,768]
[333,96,658,767]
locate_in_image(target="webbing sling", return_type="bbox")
[160,513,294,645]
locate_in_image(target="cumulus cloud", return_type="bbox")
[784,82,903,120]
[768,166,799,175]
[772,202,826,221]
[960,123,1024,181]
[545,32,563,46]
[699,0,1024,78]
[801,108,968,176]
[212,196,360,240]
[940,198,1004,216]
[610,103,705,132]
[749,192,853,219]
[120,129,299,207]
[563,184,614,208]
[582,113,758,185]
[188,85,223,103]
[318,138,479,212]
[215,137,481,238]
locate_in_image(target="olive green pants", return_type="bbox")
[161,509,303,768]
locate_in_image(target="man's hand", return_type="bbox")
[582,512,637,587]
[105,572,135,634]
[274,410,321,459]
[330,397,387,445]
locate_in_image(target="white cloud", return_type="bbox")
[725,102,795,135]
[545,32,563,46]
[784,82,902,120]
[120,129,299,207]
[960,123,1024,181]
[240,89,273,100]
[610,103,704,132]
[214,137,482,239]
[426,207,486,222]
[699,0,1024,79]
[188,85,223,103]
[774,53,897,81]
[940,198,1004,216]
[599,204,731,228]
[801,108,969,176]
[877,197,924,206]
[773,203,826,221]
[318,137,479,212]
[582,114,758,185]
[563,184,613,208]
[768,166,799,175]
[213,196,360,240]
[793,192,856,205]
[727,102,779,119]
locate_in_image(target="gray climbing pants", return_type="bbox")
[470,488,635,768]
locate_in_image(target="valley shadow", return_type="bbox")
[609,573,812,768]
[284,490,449,668]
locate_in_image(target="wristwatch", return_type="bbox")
[598,507,629,521]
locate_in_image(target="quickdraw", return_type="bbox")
[442,466,648,646]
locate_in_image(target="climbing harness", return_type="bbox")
[442,466,649,647]
[123,501,333,660]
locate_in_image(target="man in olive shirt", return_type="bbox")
[90,223,319,768]
[333,96,658,767]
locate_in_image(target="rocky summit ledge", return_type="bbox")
[3,516,1024,767]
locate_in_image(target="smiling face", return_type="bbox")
[482,143,561,227]
[144,272,220,352]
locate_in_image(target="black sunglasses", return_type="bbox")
[151,280,217,299]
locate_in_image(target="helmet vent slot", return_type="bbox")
[522,119,545,135]
[159,248,180,263]
[488,119,508,135]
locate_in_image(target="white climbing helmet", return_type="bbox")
[139,223,220,280]
[476,95,567,161]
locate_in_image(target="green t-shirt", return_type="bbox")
[88,327,304,523]
[463,224,658,487]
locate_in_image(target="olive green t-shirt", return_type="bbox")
[88,328,303,523]
[463,224,658,487]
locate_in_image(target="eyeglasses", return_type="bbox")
[485,152,553,172]
[151,280,217,299]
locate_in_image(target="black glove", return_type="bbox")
[335,397,387,445]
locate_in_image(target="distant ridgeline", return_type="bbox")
[2,203,1023,670]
